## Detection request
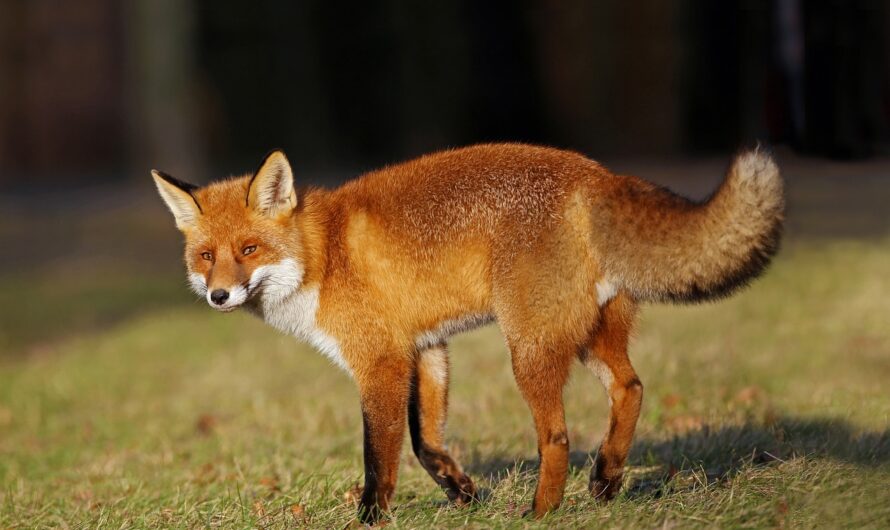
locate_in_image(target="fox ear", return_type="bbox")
[247,149,296,217]
[152,170,202,230]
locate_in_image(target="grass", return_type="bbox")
[0,239,888,528]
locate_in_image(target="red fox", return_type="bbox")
[153,143,783,522]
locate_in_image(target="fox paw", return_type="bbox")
[446,473,478,506]
[589,474,623,501]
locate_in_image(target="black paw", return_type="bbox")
[357,503,385,525]
[446,474,478,506]
[589,473,624,501]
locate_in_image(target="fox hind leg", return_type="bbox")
[580,293,642,501]
[408,342,477,504]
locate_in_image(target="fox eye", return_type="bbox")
[200,252,213,261]
[242,245,257,256]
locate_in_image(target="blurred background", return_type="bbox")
[3,0,890,181]
[0,0,888,351]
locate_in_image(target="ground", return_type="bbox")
[1,153,888,528]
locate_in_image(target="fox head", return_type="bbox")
[152,150,304,311]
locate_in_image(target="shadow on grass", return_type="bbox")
[467,415,890,499]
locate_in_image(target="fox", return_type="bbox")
[152,143,783,523]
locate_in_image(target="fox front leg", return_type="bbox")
[355,355,413,524]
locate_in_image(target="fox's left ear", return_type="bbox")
[247,149,296,217]
[152,170,202,230]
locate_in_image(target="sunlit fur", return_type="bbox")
[153,143,783,522]
[592,147,784,302]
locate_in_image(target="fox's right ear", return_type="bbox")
[152,170,202,230]
[247,150,296,218]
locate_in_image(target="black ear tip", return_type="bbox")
[261,148,287,163]
[153,169,199,192]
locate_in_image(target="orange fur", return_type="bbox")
[153,143,783,522]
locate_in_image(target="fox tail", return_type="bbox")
[596,149,784,303]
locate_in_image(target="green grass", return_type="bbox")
[1,240,889,528]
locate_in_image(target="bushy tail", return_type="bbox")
[595,149,784,303]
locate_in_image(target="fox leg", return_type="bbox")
[408,342,477,504]
[507,337,574,517]
[580,293,642,501]
[356,355,413,524]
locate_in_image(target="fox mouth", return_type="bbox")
[209,301,242,312]
[206,279,266,312]
[207,284,250,312]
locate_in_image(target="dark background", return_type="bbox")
[1,0,889,187]
[0,0,887,340]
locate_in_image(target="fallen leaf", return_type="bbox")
[664,415,705,433]
[73,489,101,510]
[259,476,281,492]
[81,421,94,441]
[0,406,13,427]
[74,489,93,504]
[777,498,789,514]
[661,393,682,409]
[196,414,218,435]
[252,499,265,518]
[734,386,762,406]
[192,462,217,485]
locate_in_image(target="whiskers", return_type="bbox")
[246,259,304,301]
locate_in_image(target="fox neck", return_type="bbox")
[290,188,331,287]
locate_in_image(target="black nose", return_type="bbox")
[210,289,229,305]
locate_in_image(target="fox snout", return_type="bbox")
[210,289,229,305]
[189,272,250,312]
[204,283,248,312]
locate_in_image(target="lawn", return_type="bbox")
[1,239,888,528]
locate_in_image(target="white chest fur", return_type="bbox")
[249,259,350,375]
